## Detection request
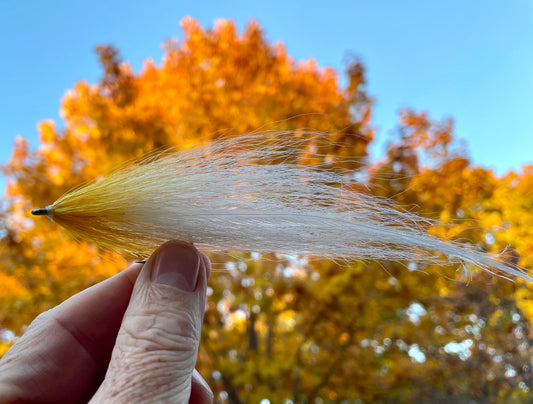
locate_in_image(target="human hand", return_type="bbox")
[0,241,213,403]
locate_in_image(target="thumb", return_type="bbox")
[90,241,210,403]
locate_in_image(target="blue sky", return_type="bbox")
[2,0,532,190]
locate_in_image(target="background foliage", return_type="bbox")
[2,18,533,403]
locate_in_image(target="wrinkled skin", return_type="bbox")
[0,241,213,404]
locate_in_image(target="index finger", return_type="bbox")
[0,262,143,404]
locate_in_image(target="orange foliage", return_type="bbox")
[2,18,533,403]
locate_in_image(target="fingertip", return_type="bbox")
[140,241,211,289]
[123,261,144,285]
[200,253,212,281]
[190,370,213,404]
[150,241,202,290]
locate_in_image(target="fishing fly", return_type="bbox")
[31,131,533,282]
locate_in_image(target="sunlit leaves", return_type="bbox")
[1,17,532,403]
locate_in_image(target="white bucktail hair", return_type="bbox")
[31,131,532,282]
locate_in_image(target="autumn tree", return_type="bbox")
[1,16,372,396]
[2,18,533,403]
